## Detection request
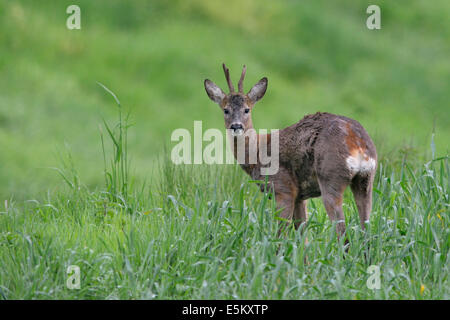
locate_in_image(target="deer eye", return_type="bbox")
[224,109,229,115]
[245,108,250,114]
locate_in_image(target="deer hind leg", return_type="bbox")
[318,179,348,239]
[350,173,374,230]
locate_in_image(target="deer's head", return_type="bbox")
[204,64,268,136]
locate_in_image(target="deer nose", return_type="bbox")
[230,123,243,130]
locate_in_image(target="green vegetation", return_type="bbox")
[0,96,448,298]
[0,1,448,299]
[1,85,448,299]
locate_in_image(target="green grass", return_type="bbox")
[0,150,448,299]
[0,1,449,299]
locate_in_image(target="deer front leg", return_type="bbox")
[293,199,308,230]
[265,168,297,236]
[274,190,296,236]
[294,199,310,263]
[275,192,295,220]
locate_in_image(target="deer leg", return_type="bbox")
[269,169,298,235]
[275,191,296,235]
[293,199,308,230]
[318,180,348,239]
[350,173,374,230]
[294,199,309,255]
[275,192,295,220]
[322,193,346,238]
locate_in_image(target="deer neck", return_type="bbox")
[228,121,271,177]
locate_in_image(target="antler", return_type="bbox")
[222,63,235,93]
[238,65,247,93]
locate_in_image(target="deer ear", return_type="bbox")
[247,77,268,103]
[204,79,226,104]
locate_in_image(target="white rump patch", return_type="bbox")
[346,153,376,174]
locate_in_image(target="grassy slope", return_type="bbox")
[0,0,449,198]
[0,0,449,299]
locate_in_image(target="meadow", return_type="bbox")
[0,0,449,299]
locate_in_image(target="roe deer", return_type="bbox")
[204,64,377,239]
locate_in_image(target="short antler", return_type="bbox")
[238,65,247,93]
[222,63,235,93]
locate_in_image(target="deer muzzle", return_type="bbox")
[230,123,244,136]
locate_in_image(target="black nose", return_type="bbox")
[230,123,243,130]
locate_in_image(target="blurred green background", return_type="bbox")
[0,0,449,199]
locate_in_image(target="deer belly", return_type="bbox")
[298,177,321,199]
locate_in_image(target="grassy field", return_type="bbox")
[0,106,448,299]
[0,1,449,299]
